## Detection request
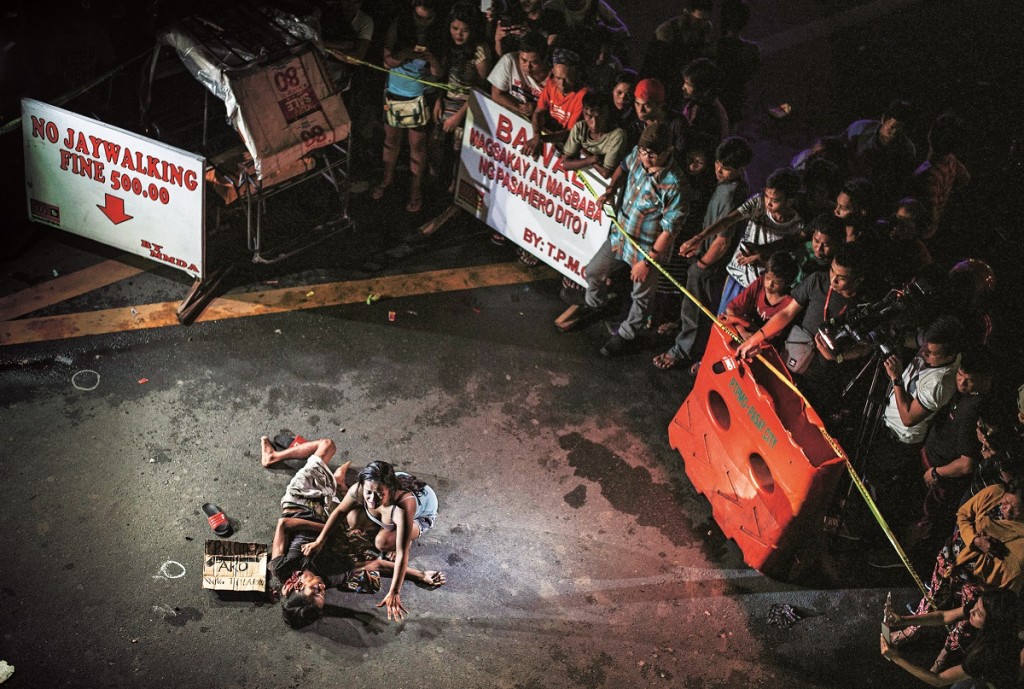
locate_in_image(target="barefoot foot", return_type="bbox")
[334,460,352,489]
[260,436,278,467]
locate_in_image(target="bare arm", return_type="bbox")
[694,234,730,266]
[272,517,326,559]
[736,299,803,358]
[561,152,601,173]
[925,455,973,487]
[884,355,934,427]
[595,164,626,210]
[679,209,745,257]
[301,483,361,557]
[891,607,965,627]
[520,107,547,156]
[491,85,527,114]
[880,636,968,687]
[378,494,418,621]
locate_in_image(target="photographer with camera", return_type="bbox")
[881,316,962,452]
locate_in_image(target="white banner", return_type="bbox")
[22,98,206,279]
[454,91,609,286]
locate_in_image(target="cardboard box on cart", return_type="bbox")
[226,46,350,184]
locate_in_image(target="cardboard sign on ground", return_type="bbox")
[202,541,268,592]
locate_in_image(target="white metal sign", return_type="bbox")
[22,98,206,279]
[454,91,609,286]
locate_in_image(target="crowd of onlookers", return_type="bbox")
[314,1,1024,684]
[6,0,1023,682]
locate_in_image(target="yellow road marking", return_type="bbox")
[0,262,554,346]
[0,257,147,322]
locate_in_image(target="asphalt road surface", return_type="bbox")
[1,1,1022,687]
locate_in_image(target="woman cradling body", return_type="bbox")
[303,460,441,620]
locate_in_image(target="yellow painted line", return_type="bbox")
[0,262,554,346]
[0,257,147,322]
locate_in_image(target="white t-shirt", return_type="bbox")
[487,52,544,107]
[724,194,804,287]
[883,356,960,444]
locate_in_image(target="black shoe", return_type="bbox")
[600,334,634,358]
[559,283,586,306]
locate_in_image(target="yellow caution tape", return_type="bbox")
[324,48,468,93]
[577,172,934,607]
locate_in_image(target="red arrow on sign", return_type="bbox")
[97,193,133,225]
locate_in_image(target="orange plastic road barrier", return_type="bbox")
[668,327,847,581]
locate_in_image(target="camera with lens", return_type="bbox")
[817,276,937,358]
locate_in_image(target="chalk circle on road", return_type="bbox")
[71,369,100,391]
[158,561,186,579]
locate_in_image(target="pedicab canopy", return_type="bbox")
[156,4,350,192]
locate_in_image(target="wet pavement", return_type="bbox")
[2,1,1023,687]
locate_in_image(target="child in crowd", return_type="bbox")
[679,167,804,315]
[719,250,799,354]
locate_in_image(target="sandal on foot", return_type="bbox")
[517,248,540,266]
[203,502,232,537]
[271,429,307,451]
[653,352,687,370]
[656,321,681,336]
[889,626,918,647]
[371,183,390,201]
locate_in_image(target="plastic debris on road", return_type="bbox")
[767,603,802,628]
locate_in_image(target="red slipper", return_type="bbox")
[203,503,232,537]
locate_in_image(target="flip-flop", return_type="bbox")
[271,429,307,451]
[203,502,232,537]
[371,183,390,201]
